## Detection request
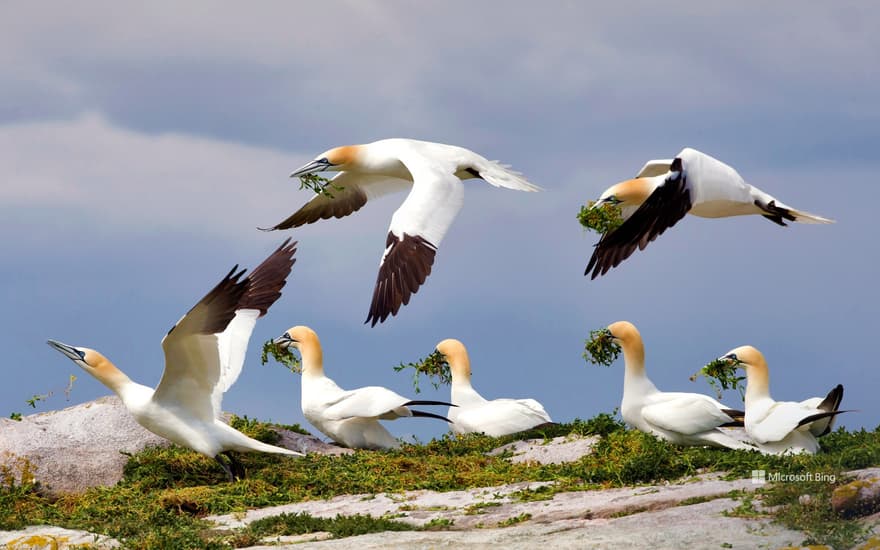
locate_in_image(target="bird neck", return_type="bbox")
[744,365,771,406]
[299,340,325,378]
[91,359,135,396]
[621,338,648,381]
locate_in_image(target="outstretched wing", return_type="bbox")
[155,267,249,421]
[212,239,297,416]
[585,158,692,279]
[264,172,411,230]
[366,155,464,326]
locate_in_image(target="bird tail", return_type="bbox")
[243,437,305,457]
[787,207,835,224]
[476,160,543,192]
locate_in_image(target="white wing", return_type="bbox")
[455,398,552,437]
[212,308,260,417]
[640,394,735,436]
[750,401,816,443]
[266,172,412,230]
[366,154,465,325]
[321,386,410,421]
[155,269,248,422]
[635,159,673,178]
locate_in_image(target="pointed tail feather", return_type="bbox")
[788,207,835,224]
[410,410,452,423]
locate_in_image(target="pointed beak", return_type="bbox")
[290,158,332,178]
[273,332,294,348]
[47,339,86,363]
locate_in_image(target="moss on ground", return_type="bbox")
[1,416,877,549]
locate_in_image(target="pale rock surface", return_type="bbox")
[0,526,119,549]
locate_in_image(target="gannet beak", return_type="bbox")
[590,199,604,209]
[273,332,294,348]
[720,353,743,366]
[290,158,332,178]
[601,328,616,340]
[47,339,87,366]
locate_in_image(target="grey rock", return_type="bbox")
[488,435,598,464]
[0,525,119,549]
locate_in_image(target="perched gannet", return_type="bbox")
[47,239,303,481]
[263,139,541,325]
[435,338,553,437]
[719,346,847,455]
[605,321,753,450]
[585,148,833,278]
[273,325,453,449]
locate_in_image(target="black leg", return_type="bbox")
[223,451,246,480]
[214,454,234,482]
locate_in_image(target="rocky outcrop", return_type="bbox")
[832,468,880,518]
[0,396,347,496]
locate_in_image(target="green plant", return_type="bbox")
[297,173,343,198]
[393,351,452,393]
[577,201,624,234]
[583,329,622,366]
[497,512,531,527]
[260,339,301,373]
[690,358,745,400]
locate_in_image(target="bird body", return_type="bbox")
[47,240,303,480]
[607,321,753,450]
[720,346,846,455]
[266,139,540,325]
[436,339,553,437]
[274,326,452,449]
[586,148,833,278]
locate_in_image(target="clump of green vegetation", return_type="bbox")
[690,357,746,399]
[577,201,625,234]
[497,512,531,527]
[22,375,77,410]
[260,339,302,374]
[583,329,622,366]
[9,412,22,421]
[393,351,451,394]
[245,511,413,541]
[464,501,502,515]
[297,173,343,198]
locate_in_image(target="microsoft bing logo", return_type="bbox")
[751,470,766,485]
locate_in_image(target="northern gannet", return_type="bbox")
[719,345,847,455]
[585,148,834,278]
[47,239,303,481]
[435,338,553,437]
[263,139,541,325]
[605,321,753,450]
[273,325,453,449]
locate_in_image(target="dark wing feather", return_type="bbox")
[585,165,692,279]
[238,238,298,315]
[365,232,437,326]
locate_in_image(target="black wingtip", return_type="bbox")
[409,410,452,423]
[403,400,456,408]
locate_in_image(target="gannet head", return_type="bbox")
[435,338,471,381]
[606,321,641,346]
[720,345,766,373]
[47,339,116,380]
[593,178,653,210]
[290,145,361,177]
[273,325,320,352]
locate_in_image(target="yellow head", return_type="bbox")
[435,338,471,382]
[47,339,127,390]
[594,178,653,210]
[273,325,323,373]
[290,145,361,177]
[721,346,768,378]
[606,321,642,346]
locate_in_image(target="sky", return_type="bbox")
[2,2,878,444]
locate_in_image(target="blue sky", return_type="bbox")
[2,2,878,442]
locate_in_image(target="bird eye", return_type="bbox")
[723,353,738,361]
[77,349,86,360]
[318,157,331,166]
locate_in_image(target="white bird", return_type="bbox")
[263,139,541,325]
[719,345,847,455]
[47,239,303,481]
[585,147,833,278]
[273,325,453,449]
[605,321,754,450]
[435,338,553,437]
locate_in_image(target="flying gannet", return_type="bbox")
[262,139,541,325]
[719,345,847,455]
[47,239,303,481]
[605,321,754,450]
[435,338,553,437]
[585,148,833,278]
[273,325,453,449]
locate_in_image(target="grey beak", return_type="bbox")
[290,158,332,178]
[273,332,294,348]
[47,339,85,362]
